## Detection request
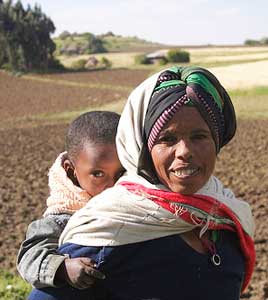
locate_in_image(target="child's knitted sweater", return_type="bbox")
[17,152,91,288]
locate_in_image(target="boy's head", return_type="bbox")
[64,111,124,197]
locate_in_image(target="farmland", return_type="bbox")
[0,47,267,299]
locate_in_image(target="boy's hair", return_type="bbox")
[66,111,120,162]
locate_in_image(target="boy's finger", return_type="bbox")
[80,276,95,288]
[73,282,92,290]
[85,267,106,280]
[80,257,96,266]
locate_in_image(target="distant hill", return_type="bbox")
[100,32,165,52]
[53,31,165,55]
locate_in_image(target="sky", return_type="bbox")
[19,0,268,46]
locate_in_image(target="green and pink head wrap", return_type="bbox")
[143,66,236,153]
[138,66,236,182]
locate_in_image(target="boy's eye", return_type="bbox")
[91,171,105,178]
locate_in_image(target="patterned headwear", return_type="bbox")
[137,66,236,183]
[144,66,236,153]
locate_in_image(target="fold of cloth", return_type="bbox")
[59,174,255,291]
[44,152,90,216]
[59,67,255,293]
[120,180,255,292]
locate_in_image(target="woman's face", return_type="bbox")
[151,106,216,194]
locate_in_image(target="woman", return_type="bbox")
[31,66,255,300]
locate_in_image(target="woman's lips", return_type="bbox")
[171,166,200,178]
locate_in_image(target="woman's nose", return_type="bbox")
[174,139,192,160]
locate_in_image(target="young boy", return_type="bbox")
[17,111,124,291]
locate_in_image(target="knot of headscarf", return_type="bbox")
[144,66,236,153]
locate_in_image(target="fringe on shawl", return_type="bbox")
[120,181,255,293]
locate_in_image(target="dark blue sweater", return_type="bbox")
[29,231,245,300]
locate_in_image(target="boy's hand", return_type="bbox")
[56,257,105,289]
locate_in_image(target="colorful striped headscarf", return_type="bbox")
[144,66,236,153]
[138,66,236,183]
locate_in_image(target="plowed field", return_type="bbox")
[0,69,267,300]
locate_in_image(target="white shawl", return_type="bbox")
[59,70,254,247]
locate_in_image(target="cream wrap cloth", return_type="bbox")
[59,70,254,247]
[44,152,90,217]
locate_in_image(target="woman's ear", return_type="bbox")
[138,144,159,184]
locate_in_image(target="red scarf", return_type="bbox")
[120,181,255,292]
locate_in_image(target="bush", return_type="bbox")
[167,49,190,63]
[59,30,71,40]
[47,58,65,71]
[244,39,260,46]
[70,59,87,70]
[134,54,151,65]
[87,34,107,54]
[0,270,31,300]
[100,57,112,69]
[260,37,268,45]
[1,63,13,71]
[158,57,168,66]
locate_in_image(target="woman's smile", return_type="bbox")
[171,166,200,178]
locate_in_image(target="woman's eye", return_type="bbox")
[91,171,105,178]
[159,134,176,143]
[192,134,207,140]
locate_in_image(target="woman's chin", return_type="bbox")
[167,173,205,194]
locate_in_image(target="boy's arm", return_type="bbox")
[17,214,70,288]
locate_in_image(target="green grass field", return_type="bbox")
[58,46,268,69]
[0,270,31,300]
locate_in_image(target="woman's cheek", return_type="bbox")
[151,145,172,172]
[154,146,166,156]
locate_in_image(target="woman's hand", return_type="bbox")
[56,257,105,289]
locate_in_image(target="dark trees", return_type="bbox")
[0,0,59,72]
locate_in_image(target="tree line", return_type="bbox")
[0,0,61,72]
[57,31,107,56]
[244,37,268,46]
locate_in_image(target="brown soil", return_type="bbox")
[0,69,151,120]
[0,70,267,299]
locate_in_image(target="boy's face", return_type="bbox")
[72,142,124,197]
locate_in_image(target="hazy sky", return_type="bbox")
[20,0,267,46]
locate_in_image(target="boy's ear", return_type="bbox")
[63,158,73,172]
[63,158,80,187]
[63,159,76,178]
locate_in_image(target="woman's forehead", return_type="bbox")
[163,106,209,130]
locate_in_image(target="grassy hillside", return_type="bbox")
[53,32,164,55]
[101,34,163,52]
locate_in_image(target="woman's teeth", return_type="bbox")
[173,168,198,177]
